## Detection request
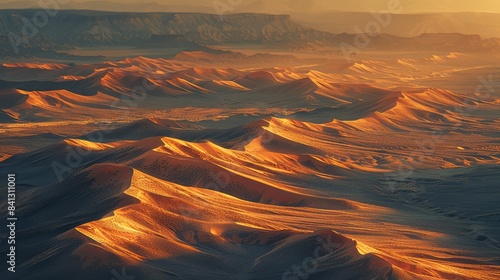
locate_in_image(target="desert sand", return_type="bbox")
[0,10,499,280]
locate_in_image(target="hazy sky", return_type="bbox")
[1,0,500,13]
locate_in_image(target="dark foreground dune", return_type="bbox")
[1,50,499,280]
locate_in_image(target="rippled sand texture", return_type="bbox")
[0,51,499,280]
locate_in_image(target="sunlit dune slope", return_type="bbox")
[5,158,496,279]
[3,55,497,124]
[0,59,415,121]
[2,114,499,279]
[329,88,493,132]
[1,54,499,280]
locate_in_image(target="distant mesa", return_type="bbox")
[1,11,498,59]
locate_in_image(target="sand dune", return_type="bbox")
[4,148,497,279]
[167,67,242,81]
[1,53,499,280]
[0,89,28,109]
[331,88,485,132]
[0,109,19,122]
[1,62,69,70]
[82,118,205,141]
[0,61,411,121]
